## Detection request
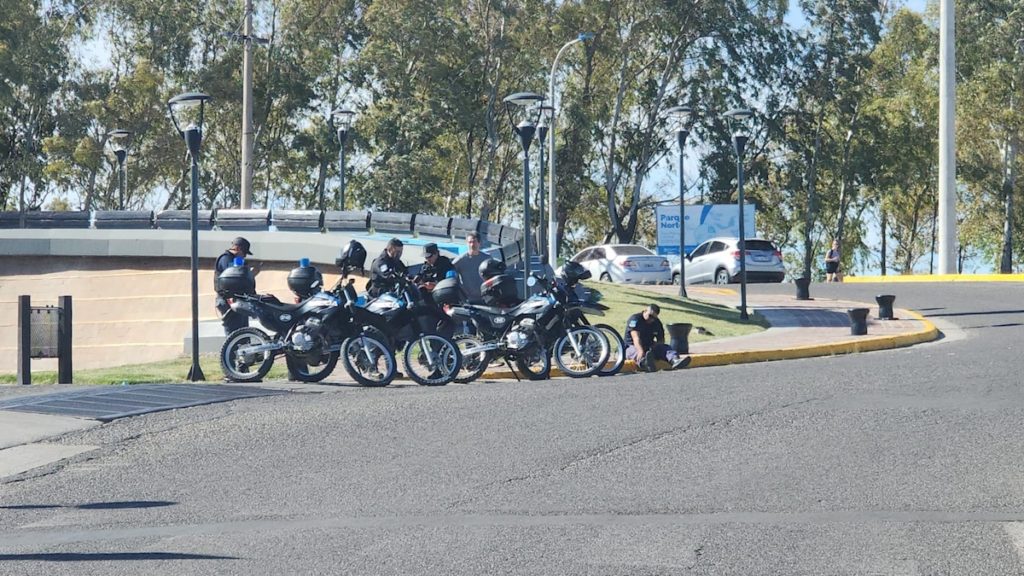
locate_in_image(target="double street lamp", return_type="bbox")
[107,129,132,210]
[332,108,355,212]
[168,91,211,381]
[664,105,693,298]
[502,91,546,296]
[723,107,754,321]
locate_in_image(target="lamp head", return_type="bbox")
[332,108,356,140]
[502,92,545,151]
[107,129,132,153]
[665,105,693,134]
[167,92,211,138]
[578,32,595,42]
[722,108,754,138]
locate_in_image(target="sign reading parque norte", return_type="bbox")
[655,204,757,256]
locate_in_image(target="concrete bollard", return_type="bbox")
[847,308,869,336]
[667,323,692,355]
[876,294,896,320]
[795,277,811,300]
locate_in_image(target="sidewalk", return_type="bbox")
[636,285,939,368]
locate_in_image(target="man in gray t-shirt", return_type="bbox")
[452,232,494,303]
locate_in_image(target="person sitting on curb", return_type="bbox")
[625,303,692,372]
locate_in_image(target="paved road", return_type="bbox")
[2,282,1023,574]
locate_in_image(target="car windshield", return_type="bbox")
[612,245,654,256]
[742,240,776,252]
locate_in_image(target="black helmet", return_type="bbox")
[336,239,367,272]
[478,258,506,280]
[560,261,591,285]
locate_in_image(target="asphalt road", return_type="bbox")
[2,282,1023,575]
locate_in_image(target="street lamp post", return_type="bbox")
[536,105,554,263]
[664,106,692,298]
[107,130,132,210]
[168,92,211,381]
[724,108,753,321]
[332,108,355,212]
[503,92,545,296]
[333,107,358,211]
[547,32,594,267]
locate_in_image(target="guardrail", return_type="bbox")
[0,208,528,265]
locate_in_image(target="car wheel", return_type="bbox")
[714,268,731,285]
[600,272,611,282]
[672,272,680,285]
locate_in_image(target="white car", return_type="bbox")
[672,237,785,285]
[564,244,671,284]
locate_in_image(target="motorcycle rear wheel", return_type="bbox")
[591,323,625,377]
[453,334,490,384]
[515,347,551,381]
[285,351,339,383]
[220,327,275,383]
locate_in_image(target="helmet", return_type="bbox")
[287,263,324,299]
[560,261,591,285]
[478,258,506,280]
[336,240,367,272]
[431,277,464,307]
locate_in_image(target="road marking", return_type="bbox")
[1004,523,1024,565]
[0,444,97,480]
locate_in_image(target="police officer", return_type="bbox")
[367,237,407,297]
[625,303,691,372]
[417,243,455,287]
[214,237,259,335]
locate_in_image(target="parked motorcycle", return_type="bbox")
[448,262,610,382]
[218,255,396,387]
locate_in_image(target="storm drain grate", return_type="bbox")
[0,384,286,422]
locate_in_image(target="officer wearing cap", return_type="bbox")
[215,237,260,335]
[417,243,455,287]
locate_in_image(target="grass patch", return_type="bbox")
[0,354,291,386]
[580,281,768,341]
[1,283,766,385]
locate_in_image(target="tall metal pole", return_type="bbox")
[523,147,532,296]
[735,135,749,321]
[115,154,127,210]
[240,0,255,209]
[339,140,346,210]
[677,130,687,298]
[186,128,206,382]
[937,0,957,274]
[537,126,547,263]
[547,35,589,267]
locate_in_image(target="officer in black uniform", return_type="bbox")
[367,237,407,297]
[624,303,691,372]
[214,237,259,335]
[417,243,455,286]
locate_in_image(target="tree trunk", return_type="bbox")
[999,136,1017,273]
[802,110,825,280]
[834,105,860,246]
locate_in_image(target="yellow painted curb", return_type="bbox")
[476,309,940,379]
[845,274,1024,283]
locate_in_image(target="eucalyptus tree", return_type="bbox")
[956,0,1024,272]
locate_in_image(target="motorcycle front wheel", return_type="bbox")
[553,326,609,378]
[592,323,625,377]
[340,334,396,387]
[220,327,276,383]
[403,334,462,386]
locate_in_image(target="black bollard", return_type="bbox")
[847,308,869,336]
[795,277,811,300]
[875,294,896,320]
[667,323,692,354]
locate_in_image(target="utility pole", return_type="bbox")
[937,0,957,274]
[240,0,255,209]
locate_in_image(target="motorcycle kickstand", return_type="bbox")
[503,358,521,382]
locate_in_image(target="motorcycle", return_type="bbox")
[218,254,396,387]
[340,266,462,387]
[449,271,610,382]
